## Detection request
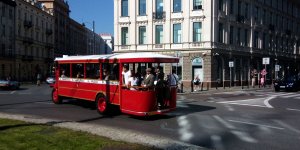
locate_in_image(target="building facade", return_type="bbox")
[114,0,300,89]
[100,33,114,54]
[0,0,16,80]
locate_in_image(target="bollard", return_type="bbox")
[180,82,183,93]
[191,80,194,92]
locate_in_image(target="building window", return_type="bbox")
[121,27,128,45]
[139,26,146,44]
[219,0,224,11]
[237,28,241,46]
[139,0,146,16]
[121,0,128,16]
[229,0,234,14]
[244,3,249,19]
[155,25,163,44]
[2,25,5,37]
[193,22,202,42]
[244,29,248,47]
[218,23,224,43]
[193,0,202,10]
[254,31,259,48]
[173,24,182,43]
[173,0,181,12]
[155,0,164,19]
[229,26,234,44]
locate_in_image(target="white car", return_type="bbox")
[46,76,56,84]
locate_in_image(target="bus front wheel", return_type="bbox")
[52,89,62,104]
[96,94,109,114]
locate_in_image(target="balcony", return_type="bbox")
[45,43,54,49]
[21,55,34,62]
[46,29,53,35]
[153,11,166,20]
[236,15,245,23]
[23,20,33,28]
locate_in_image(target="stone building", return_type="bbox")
[0,0,16,80]
[114,0,300,89]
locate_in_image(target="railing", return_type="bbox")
[23,20,33,28]
[153,11,166,20]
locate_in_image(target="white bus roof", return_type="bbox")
[55,52,179,62]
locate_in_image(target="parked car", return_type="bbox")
[46,76,55,84]
[0,80,20,90]
[274,76,300,92]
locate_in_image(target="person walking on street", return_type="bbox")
[37,73,41,86]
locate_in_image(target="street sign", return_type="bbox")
[229,61,234,68]
[275,65,280,71]
[263,57,270,65]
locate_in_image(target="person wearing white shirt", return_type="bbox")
[122,65,131,86]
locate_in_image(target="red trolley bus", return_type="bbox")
[52,53,179,116]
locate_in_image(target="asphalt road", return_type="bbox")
[1,84,300,150]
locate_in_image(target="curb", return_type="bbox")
[0,112,207,150]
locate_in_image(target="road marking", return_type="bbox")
[213,115,235,129]
[230,131,258,143]
[228,120,284,130]
[35,102,53,105]
[224,104,235,111]
[177,101,189,108]
[177,116,193,141]
[263,96,275,108]
[211,135,225,150]
[287,108,300,112]
[18,93,31,95]
[273,120,300,134]
[219,102,267,108]
[295,97,300,99]
[10,91,16,94]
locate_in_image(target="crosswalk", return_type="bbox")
[215,91,300,99]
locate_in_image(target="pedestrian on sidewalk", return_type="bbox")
[260,77,265,87]
[193,75,200,91]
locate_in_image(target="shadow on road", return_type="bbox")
[0,100,51,107]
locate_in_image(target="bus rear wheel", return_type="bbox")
[52,89,62,104]
[96,94,109,114]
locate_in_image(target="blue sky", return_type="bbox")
[69,0,114,35]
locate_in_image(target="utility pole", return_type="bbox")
[93,21,96,54]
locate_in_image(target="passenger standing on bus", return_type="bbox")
[122,65,131,86]
[142,68,155,88]
[155,68,165,109]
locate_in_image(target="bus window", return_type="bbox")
[102,63,118,81]
[72,63,84,78]
[86,63,100,79]
[60,64,70,77]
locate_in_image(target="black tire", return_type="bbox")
[52,89,62,104]
[95,94,110,114]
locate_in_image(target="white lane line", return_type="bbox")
[213,115,235,129]
[224,104,235,111]
[287,108,300,112]
[177,116,194,141]
[295,97,300,99]
[211,135,225,150]
[273,120,300,134]
[10,91,16,94]
[177,101,189,108]
[35,102,53,105]
[219,103,267,108]
[264,96,275,108]
[230,131,258,143]
[18,93,31,95]
[281,94,300,98]
[228,120,285,130]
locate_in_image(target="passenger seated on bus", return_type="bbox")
[141,68,155,89]
[103,69,115,80]
[61,70,67,78]
[76,72,83,78]
[128,70,138,90]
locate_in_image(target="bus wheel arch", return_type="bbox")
[96,93,109,114]
[52,88,62,104]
